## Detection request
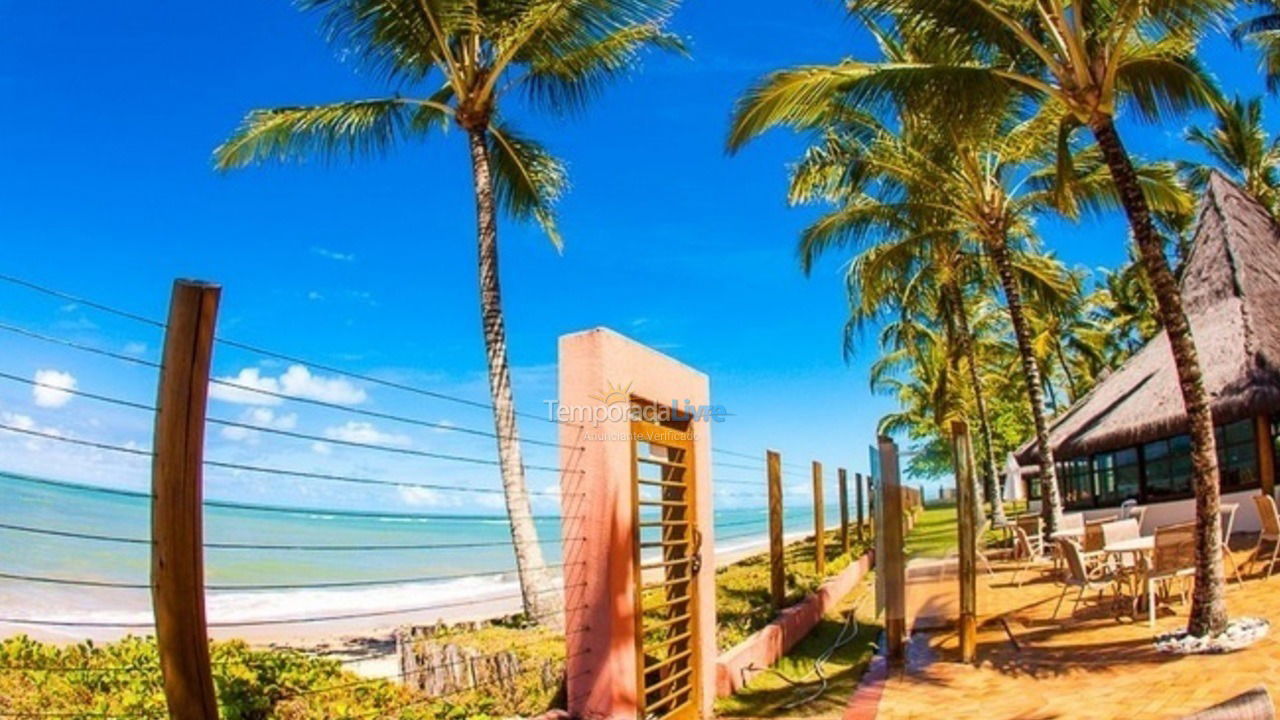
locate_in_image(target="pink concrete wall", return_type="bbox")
[559,328,716,720]
[714,550,875,698]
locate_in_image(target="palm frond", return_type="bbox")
[486,123,568,249]
[214,98,442,170]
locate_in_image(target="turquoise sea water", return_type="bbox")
[0,471,843,634]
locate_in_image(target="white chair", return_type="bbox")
[1249,494,1280,578]
[1142,521,1197,626]
[1053,538,1117,620]
[1010,524,1051,587]
[1220,503,1243,584]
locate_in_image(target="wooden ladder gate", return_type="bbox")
[631,407,703,720]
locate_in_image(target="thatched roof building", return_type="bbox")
[1015,172,1280,509]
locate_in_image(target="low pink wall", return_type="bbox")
[714,550,875,698]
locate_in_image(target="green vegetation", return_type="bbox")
[0,625,563,720]
[716,575,879,717]
[715,530,873,651]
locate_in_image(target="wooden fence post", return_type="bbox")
[812,461,825,577]
[855,472,865,543]
[878,436,906,667]
[838,468,850,555]
[951,421,978,664]
[151,279,221,720]
[767,450,785,612]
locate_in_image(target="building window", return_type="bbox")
[1216,419,1259,492]
[1143,434,1193,500]
[1061,456,1093,509]
[1095,448,1140,506]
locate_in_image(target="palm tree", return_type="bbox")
[214,0,684,628]
[733,0,1231,638]
[1182,95,1280,216]
[1234,2,1280,92]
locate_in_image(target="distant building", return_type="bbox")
[1015,173,1280,515]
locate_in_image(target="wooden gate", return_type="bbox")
[631,404,702,720]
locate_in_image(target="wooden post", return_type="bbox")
[951,421,978,664]
[767,450,785,612]
[838,468,851,555]
[855,472,865,543]
[151,280,220,720]
[812,461,825,577]
[879,436,906,667]
[1256,415,1275,498]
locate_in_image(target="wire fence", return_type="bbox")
[0,272,867,718]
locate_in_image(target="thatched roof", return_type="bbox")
[1016,172,1280,465]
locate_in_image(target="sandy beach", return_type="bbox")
[0,532,798,678]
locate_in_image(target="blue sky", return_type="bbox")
[0,1,1275,508]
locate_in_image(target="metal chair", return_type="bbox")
[1248,494,1280,579]
[1052,538,1116,620]
[1221,502,1243,584]
[1142,521,1197,626]
[1010,524,1050,587]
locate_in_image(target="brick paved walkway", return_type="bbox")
[845,545,1280,720]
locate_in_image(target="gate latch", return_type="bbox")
[690,528,704,575]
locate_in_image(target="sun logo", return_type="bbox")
[590,380,633,406]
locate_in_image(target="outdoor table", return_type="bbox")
[1104,536,1156,613]
[1050,527,1084,540]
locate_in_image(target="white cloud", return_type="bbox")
[397,486,444,506]
[311,442,332,455]
[279,366,366,405]
[123,342,148,356]
[219,408,299,443]
[1,411,64,451]
[306,291,324,301]
[33,369,77,408]
[324,421,410,447]
[209,368,281,405]
[209,365,366,406]
[312,246,355,262]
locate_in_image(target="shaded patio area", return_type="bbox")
[849,542,1280,720]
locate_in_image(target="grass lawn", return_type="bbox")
[715,571,879,717]
[714,529,873,652]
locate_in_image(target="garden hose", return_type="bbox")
[756,592,868,710]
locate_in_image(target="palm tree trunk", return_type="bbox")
[1056,343,1078,403]
[1089,116,1227,638]
[467,127,563,630]
[952,281,1006,527]
[985,236,1064,535]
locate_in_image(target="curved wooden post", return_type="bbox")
[878,436,906,666]
[951,421,978,664]
[838,468,850,556]
[855,472,865,543]
[767,450,785,612]
[812,461,825,577]
[151,280,220,720]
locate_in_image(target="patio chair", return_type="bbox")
[1061,512,1085,531]
[1102,518,1141,571]
[1128,506,1148,533]
[1010,524,1051,587]
[1014,513,1042,551]
[1142,521,1197,627]
[1248,494,1280,579]
[1221,503,1243,584]
[1052,538,1116,620]
[1081,519,1111,570]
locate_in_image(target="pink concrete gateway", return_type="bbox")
[558,328,717,720]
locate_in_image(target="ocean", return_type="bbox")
[0,471,845,638]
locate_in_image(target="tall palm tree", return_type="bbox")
[1182,95,1280,216]
[214,0,684,628]
[1235,2,1280,92]
[732,0,1231,638]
